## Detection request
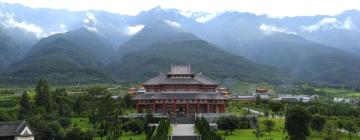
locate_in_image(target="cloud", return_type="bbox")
[342,17,357,30]
[83,12,98,32]
[46,24,68,36]
[2,0,360,17]
[259,24,296,35]
[302,17,357,32]
[60,24,67,32]
[0,12,45,37]
[127,24,145,35]
[164,20,181,28]
[195,13,218,23]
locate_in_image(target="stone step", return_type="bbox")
[172,136,198,140]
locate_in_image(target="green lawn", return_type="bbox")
[94,133,146,140]
[71,117,92,131]
[315,87,360,98]
[218,129,360,140]
[120,133,146,140]
[218,129,287,140]
[259,117,284,129]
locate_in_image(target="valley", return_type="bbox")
[0,2,360,140]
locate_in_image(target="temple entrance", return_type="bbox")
[176,106,186,116]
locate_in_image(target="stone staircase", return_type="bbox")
[171,124,199,140]
[170,116,195,124]
[171,136,198,140]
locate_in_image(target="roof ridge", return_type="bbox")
[15,120,26,133]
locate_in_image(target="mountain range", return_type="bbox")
[1,3,360,86]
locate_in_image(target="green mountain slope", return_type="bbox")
[116,21,199,58]
[111,40,287,83]
[241,33,360,85]
[0,28,21,71]
[4,35,114,84]
[28,27,114,64]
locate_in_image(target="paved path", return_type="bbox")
[172,124,197,136]
[243,107,285,119]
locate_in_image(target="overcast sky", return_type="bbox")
[1,0,360,17]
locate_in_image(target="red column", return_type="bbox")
[186,103,189,114]
[163,103,165,114]
[206,104,210,113]
[173,100,176,114]
[197,103,200,113]
[153,103,156,113]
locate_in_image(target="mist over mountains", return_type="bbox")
[1,3,360,86]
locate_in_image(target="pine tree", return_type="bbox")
[35,79,53,112]
[19,91,32,119]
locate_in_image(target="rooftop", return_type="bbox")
[144,73,217,85]
[170,64,192,75]
[0,120,32,136]
[134,92,227,100]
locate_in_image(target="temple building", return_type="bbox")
[133,64,229,115]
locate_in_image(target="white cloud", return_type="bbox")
[342,17,357,30]
[83,12,98,32]
[0,12,45,37]
[259,24,296,35]
[302,17,357,32]
[3,0,360,17]
[60,24,67,32]
[195,13,218,23]
[127,24,145,35]
[164,20,181,28]
[46,24,68,36]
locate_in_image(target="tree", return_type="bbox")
[310,114,326,132]
[269,101,283,114]
[253,128,263,140]
[123,94,135,108]
[73,97,84,116]
[52,88,72,117]
[255,95,261,105]
[217,116,239,134]
[262,119,275,134]
[35,79,53,112]
[0,109,12,121]
[19,91,32,119]
[285,106,311,140]
[123,119,145,135]
[145,109,156,124]
[65,127,92,140]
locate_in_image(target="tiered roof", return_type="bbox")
[144,73,217,85]
[170,64,192,75]
[144,64,217,86]
[134,92,227,100]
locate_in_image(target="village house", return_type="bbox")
[0,120,34,140]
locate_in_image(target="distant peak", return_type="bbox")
[150,6,163,11]
[143,20,182,32]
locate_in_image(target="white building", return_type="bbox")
[278,94,312,102]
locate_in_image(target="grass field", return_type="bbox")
[218,129,286,140]
[315,87,360,98]
[218,129,360,140]
[94,133,146,140]
[71,117,92,131]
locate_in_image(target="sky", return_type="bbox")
[1,0,360,17]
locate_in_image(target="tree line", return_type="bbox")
[3,79,145,139]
